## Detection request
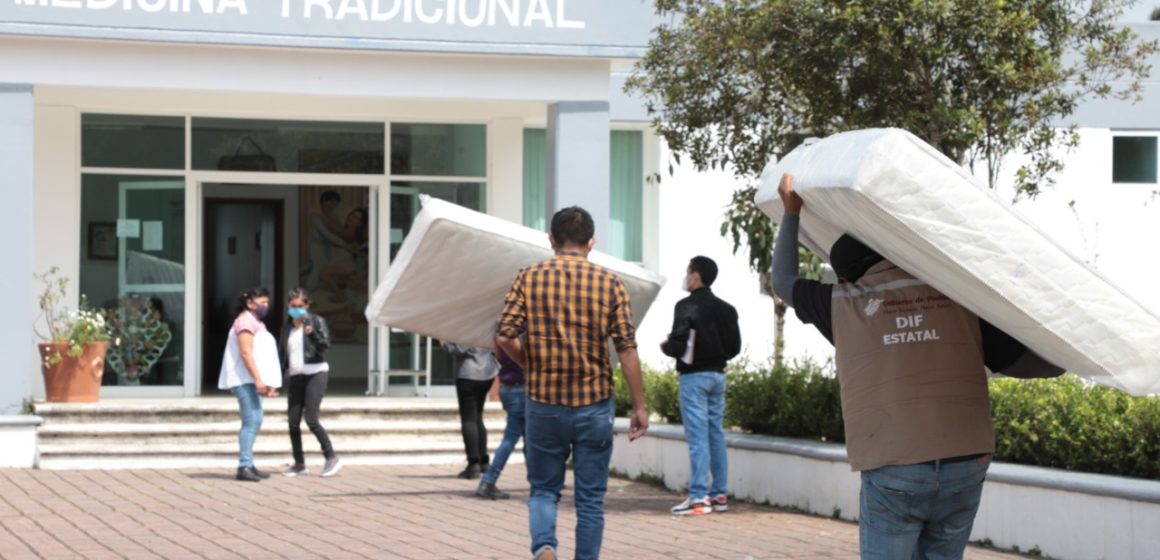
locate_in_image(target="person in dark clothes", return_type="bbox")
[278,288,341,478]
[442,341,499,480]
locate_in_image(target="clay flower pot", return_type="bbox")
[39,341,108,403]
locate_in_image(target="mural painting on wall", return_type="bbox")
[299,186,370,344]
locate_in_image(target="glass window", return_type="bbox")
[523,129,548,231]
[610,131,644,262]
[391,123,486,177]
[79,175,185,387]
[192,118,384,174]
[81,114,184,169]
[1113,136,1158,183]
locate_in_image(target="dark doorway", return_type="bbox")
[202,198,284,394]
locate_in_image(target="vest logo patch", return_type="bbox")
[864,298,884,316]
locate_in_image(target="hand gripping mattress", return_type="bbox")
[364,196,666,350]
[754,128,1160,396]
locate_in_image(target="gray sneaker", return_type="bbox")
[321,457,342,478]
[282,464,309,477]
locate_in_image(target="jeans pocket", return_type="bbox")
[575,412,614,451]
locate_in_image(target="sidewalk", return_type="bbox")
[0,463,1026,559]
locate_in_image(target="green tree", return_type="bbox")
[629,0,1155,360]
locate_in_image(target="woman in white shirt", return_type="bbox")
[218,287,282,482]
[278,288,341,477]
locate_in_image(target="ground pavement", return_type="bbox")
[0,463,1028,559]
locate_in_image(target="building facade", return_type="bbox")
[1,0,668,408]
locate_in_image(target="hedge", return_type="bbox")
[615,362,1160,480]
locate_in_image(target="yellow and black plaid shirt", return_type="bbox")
[497,253,637,407]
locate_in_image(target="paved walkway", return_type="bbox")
[0,464,1026,559]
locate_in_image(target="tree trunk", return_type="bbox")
[773,297,787,368]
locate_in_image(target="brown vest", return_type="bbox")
[832,261,994,471]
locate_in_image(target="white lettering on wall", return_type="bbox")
[304,0,332,19]
[457,0,484,27]
[370,0,402,21]
[555,0,580,29]
[336,0,368,20]
[413,0,443,24]
[488,0,517,26]
[523,0,550,28]
[13,0,587,30]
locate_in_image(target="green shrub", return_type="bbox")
[991,374,1160,479]
[614,365,683,423]
[725,358,844,442]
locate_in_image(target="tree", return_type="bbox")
[628,0,1156,361]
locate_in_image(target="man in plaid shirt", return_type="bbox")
[496,206,649,560]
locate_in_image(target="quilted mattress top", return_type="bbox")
[754,128,1160,396]
[365,196,666,350]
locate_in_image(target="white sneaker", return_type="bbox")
[712,494,729,512]
[321,457,342,478]
[670,497,713,516]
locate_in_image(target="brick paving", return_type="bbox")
[0,464,1027,559]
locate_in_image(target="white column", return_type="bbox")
[487,118,523,224]
[0,84,34,414]
[546,101,610,250]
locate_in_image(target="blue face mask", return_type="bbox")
[288,307,308,320]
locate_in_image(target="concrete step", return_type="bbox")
[33,399,506,425]
[37,420,509,446]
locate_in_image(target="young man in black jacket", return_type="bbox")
[660,256,742,516]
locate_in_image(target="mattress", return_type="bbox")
[754,128,1160,396]
[364,196,666,350]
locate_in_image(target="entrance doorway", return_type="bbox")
[201,184,372,395]
[202,197,284,394]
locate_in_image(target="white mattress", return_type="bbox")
[364,196,666,350]
[754,128,1160,396]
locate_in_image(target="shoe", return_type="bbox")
[321,457,343,478]
[249,467,271,479]
[533,545,557,560]
[236,467,262,482]
[283,464,309,477]
[712,494,729,513]
[457,463,481,480]
[475,481,510,500]
[671,497,713,516]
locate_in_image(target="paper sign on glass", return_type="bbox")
[142,221,163,251]
[116,219,141,238]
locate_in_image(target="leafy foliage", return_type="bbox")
[630,0,1157,198]
[35,267,111,366]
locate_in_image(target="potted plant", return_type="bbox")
[36,267,110,402]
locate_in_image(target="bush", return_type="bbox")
[725,358,844,442]
[991,375,1160,479]
[614,365,683,423]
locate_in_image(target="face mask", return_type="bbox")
[252,303,270,319]
[288,308,308,320]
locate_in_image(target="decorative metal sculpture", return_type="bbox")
[105,295,172,385]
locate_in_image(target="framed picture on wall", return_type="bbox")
[88,222,118,261]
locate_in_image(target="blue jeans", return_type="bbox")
[483,384,527,485]
[679,372,728,499]
[859,456,991,559]
[232,383,263,468]
[525,397,614,560]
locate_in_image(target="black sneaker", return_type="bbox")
[249,466,271,480]
[236,467,262,482]
[475,481,510,500]
[457,463,481,480]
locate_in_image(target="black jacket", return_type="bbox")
[279,314,331,371]
[661,287,742,374]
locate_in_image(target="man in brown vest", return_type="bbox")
[770,173,1061,559]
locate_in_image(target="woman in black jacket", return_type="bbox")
[279,287,341,477]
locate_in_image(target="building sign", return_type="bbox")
[2,0,657,56]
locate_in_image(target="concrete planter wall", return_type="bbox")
[0,415,42,468]
[611,420,1160,560]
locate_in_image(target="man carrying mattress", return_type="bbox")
[771,173,1061,559]
[496,206,650,560]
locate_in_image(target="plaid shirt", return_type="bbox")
[497,253,637,407]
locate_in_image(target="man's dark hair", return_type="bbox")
[688,256,719,287]
[320,191,341,205]
[550,206,594,247]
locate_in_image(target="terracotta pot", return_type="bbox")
[39,341,107,403]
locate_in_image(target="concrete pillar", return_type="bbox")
[546,101,610,251]
[487,118,523,224]
[0,84,34,415]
